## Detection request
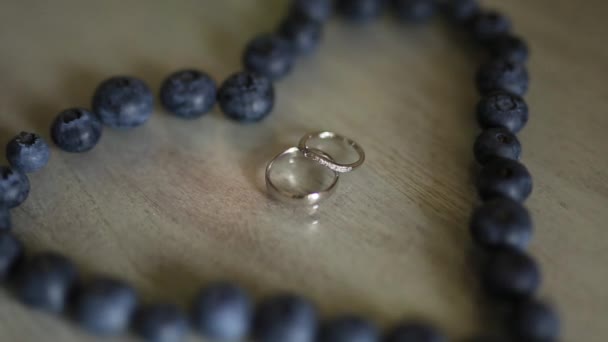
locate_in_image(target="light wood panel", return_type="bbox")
[0,1,606,341]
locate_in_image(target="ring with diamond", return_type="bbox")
[298,131,366,173]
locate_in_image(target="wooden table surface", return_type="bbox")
[0,1,606,341]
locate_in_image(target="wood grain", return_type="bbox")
[0,1,606,341]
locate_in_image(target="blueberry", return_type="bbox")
[488,34,530,64]
[291,0,334,22]
[319,315,379,342]
[6,132,50,173]
[477,158,533,202]
[160,70,217,119]
[243,34,296,81]
[0,166,30,209]
[384,322,447,342]
[191,282,252,341]
[509,300,560,341]
[92,76,154,128]
[337,0,385,23]
[473,128,522,165]
[393,0,438,23]
[279,13,324,55]
[443,0,479,24]
[463,335,506,342]
[482,248,541,299]
[476,59,529,96]
[75,277,138,336]
[51,108,103,153]
[218,71,275,123]
[17,252,78,313]
[0,232,23,281]
[0,207,10,231]
[470,198,533,250]
[253,294,318,342]
[476,91,529,133]
[470,10,512,42]
[135,304,189,342]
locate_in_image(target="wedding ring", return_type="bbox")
[265,147,339,206]
[298,131,366,173]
